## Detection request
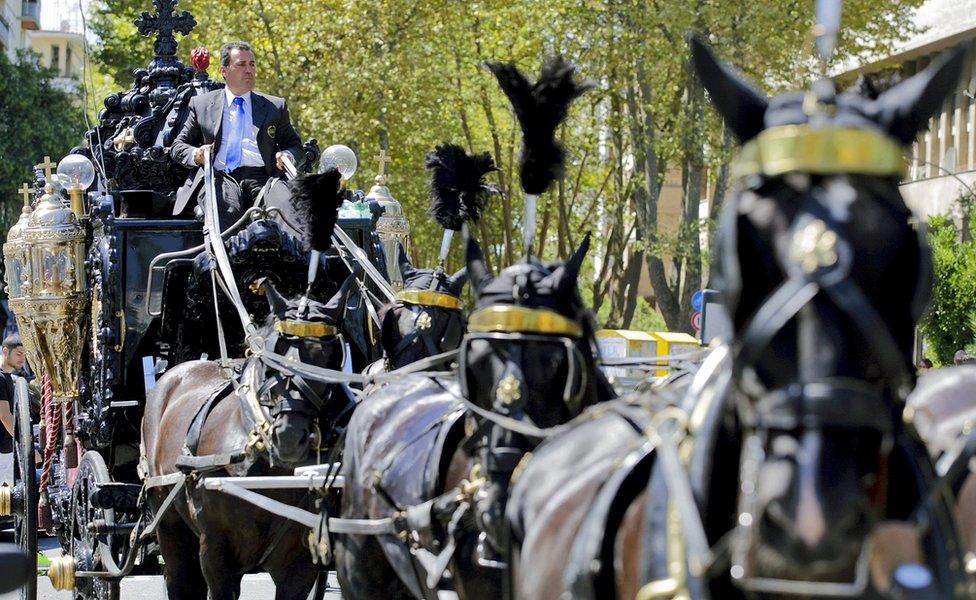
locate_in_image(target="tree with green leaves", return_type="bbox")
[0,51,87,246]
[921,214,976,365]
[88,0,922,332]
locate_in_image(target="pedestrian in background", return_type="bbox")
[0,335,26,487]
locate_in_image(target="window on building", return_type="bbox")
[65,45,72,77]
[50,45,59,70]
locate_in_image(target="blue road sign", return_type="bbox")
[691,289,703,312]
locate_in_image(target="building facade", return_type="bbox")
[29,27,84,90]
[1,0,40,60]
[845,0,976,222]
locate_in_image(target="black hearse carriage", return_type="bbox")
[0,2,390,597]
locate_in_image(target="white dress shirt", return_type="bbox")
[214,89,264,171]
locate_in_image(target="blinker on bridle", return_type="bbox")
[460,305,586,414]
[730,124,906,181]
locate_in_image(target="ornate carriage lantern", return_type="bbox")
[4,183,34,306]
[7,156,90,410]
[365,150,410,289]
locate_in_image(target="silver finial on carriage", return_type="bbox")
[365,149,410,290]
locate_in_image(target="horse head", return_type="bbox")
[462,233,607,428]
[259,274,355,466]
[459,233,612,559]
[692,37,963,586]
[378,244,468,370]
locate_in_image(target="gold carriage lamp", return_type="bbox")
[4,155,87,407]
[56,154,96,219]
[397,289,463,311]
[274,320,337,338]
[730,125,906,181]
[468,305,582,338]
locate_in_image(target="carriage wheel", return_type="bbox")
[12,378,38,600]
[70,451,120,600]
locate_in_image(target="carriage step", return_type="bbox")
[89,483,141,511]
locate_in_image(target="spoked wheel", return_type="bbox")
[12,378,38,600]
[70,451,121,600]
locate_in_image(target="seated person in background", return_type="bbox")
[916,357,933,374]
[171,41,302,230]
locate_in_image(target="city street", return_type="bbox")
[0,533,343,600]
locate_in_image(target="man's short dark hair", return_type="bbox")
[220,41,253,67]
[2,335,22,352]
[917,358,933,369]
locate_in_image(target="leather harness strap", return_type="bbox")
[755,381,893,432]
[184,380,236,456]
[390,304,449,359]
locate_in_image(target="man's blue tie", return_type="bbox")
[224,96,245,172]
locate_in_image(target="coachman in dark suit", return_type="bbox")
[170,41,302,230]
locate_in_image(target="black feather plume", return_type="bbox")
[425,143,497,231]
[293,168,343,252]
[484,57,593,195]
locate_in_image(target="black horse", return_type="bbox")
[507,39,969,599]
[371,245,467,372]
[335,233,615,599]
[142,280,355,600]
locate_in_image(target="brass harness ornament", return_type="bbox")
[273,320,338,338]
[730,125,906,181]
[396,289,463,311]
[467,305,582,338]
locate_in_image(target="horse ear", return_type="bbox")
[553,232,590,295]
[446,267,467,297]
[379,304,401,358]
[872,44,966,144]
[263,280,288,319]
[465,232,492,293]
[689,34,768,143]
[397,242,416,280]
[323,271,357,323]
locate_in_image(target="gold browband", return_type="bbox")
[397,289,463,311]
[468,305,582,338]
[731,125,906,180]
[274,320,337,338]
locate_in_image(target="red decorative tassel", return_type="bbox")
[38,374,59,494]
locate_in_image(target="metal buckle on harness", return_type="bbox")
[307,509,332,565]
[247,421,272,454]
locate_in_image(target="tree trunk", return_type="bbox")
[626,67,682,330]
[675,56,706,334]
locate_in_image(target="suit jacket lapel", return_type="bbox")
[209,91,224,148]
[251,93,270,131]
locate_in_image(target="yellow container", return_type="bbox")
[648,331,701,376]
[595,329,658,381]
